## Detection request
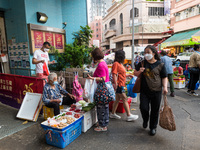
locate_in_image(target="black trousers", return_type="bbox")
[188,72,199,91]
[45,95,76,116]
[140,91,162,129]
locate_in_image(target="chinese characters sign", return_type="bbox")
[45,32,54,46]
[34,31,44,48]
[0,74,44,109]
[55,34,63,49]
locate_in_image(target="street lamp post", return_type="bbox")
[132,0,135,69]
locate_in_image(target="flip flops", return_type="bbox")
[94,126,107,132]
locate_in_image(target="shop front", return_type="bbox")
[161,28,200,55]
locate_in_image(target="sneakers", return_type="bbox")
[191,92,198,96]
[110,113,121,119]
[186,90,199,96]
[127,114,139,122]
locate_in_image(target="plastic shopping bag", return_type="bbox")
[127,77,137,98]
[43,62,50,76]
[83,79,91,99]
[89,79,97,102]
[105,81,115,101]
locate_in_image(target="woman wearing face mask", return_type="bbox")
[173,61,183,76]
[42,73,76,116]
[134,45,168,136]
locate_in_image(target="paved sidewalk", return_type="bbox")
[0,88,200,150]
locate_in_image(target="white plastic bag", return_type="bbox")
[83,79,91,99]
[89,79,97,102]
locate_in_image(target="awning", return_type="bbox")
[161,29,200,48]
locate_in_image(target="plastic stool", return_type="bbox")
[43,105,64,120]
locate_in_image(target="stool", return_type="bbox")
[43,105,64,120]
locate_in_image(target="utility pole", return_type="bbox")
[132,0,135,69]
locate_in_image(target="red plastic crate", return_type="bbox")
[109,98,131,113]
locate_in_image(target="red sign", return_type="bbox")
[34,31,44,48]
[55,34,63,49]
[0,74,44,108]
[45,32,54,46]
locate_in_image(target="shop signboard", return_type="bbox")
[0,73,44,109]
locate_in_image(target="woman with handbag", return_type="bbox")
[110,50,139,121]
[134,45,168,136]
[87,48,114,132]
[187,44,200,96]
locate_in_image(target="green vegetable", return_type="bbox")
[79,100,87,107]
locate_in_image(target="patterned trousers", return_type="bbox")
[97,104,109,127]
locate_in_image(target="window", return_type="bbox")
[96,29,98,32]
[176,0,181,2]
[96,23,98,26]
[109,19,116,29]
[96,34,98,37]
[105,24,107,30]
[130,8,139,19]
[120,13,123,34]
[148,7,164,16]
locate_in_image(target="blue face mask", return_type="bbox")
[53,81,58,85]
[175,64,179,67]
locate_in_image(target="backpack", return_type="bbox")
[72,72,83,102]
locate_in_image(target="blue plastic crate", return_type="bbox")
[41,116,83,149]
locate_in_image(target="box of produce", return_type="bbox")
[173,78,185,89]
[82,107,97,133]
[41,112,83,148]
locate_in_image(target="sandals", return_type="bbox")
[94,126,107,132]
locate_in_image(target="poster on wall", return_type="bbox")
[55,34,63,49]
[34,31,44,48]
[45,32,54,46]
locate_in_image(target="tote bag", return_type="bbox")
[159,95,176,131]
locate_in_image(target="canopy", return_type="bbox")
[161,29,200,48]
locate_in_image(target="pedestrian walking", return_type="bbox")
[87,48,110,132]
[110,50,139,121]
[160,50,175,97]
[134,45,168,136]
[187,44,200,96]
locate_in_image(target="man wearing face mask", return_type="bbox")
[32,42,55,80]
[42,73,76,116]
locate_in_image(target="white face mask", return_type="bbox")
[144,54,153,60]
[44,48,49,52]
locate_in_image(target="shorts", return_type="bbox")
[116,86,125,94]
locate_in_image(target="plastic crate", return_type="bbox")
[41,116,83,149]
[43,105,64,120]
[109,98,131,113]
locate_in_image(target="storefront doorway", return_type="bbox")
[0,11,10,73]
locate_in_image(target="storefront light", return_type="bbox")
[37,12,48,23]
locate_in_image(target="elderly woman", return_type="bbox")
[42,73,76,116]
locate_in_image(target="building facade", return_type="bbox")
[0,0,87,76]
[101,0,169,51]
[89,0,112,22]
[161,0,200,53]
[89,16,103,48]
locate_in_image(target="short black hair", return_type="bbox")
[114,50,125,63]
[91,48,104,61]
[160,50,167,56]
[43,41,51,47]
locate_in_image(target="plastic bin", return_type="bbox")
[41,116,83,149]
[109,98,131,113]
[43,105,64,120]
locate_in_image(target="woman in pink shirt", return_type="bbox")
[88,48,110,132]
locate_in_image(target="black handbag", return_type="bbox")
[188,67,200,74]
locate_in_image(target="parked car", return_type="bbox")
[176,52,193,61]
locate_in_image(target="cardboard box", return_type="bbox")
[82,107,97,133]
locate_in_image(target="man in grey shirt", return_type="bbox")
[160,50,175,97]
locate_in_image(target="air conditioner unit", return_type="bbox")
[197,4,200,8]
